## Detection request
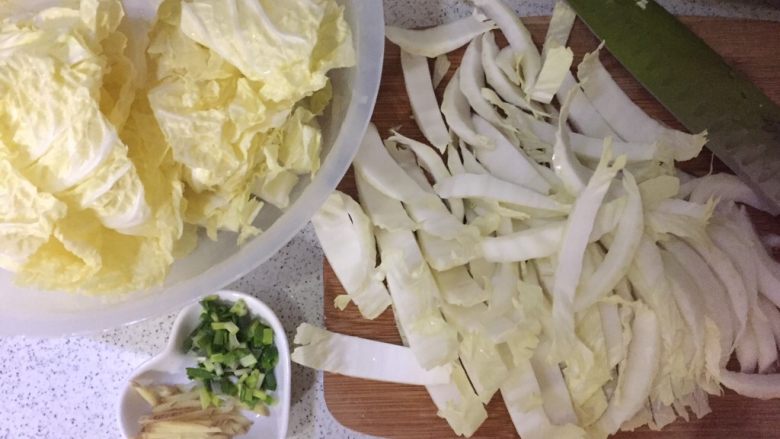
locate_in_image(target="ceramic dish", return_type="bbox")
[117,290,291,439]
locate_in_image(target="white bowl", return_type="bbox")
[117,290,291,439]
[0,0,384,336]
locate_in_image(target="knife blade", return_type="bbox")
[565,0,780,214]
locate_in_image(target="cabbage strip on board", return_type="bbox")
[293,1,780,438]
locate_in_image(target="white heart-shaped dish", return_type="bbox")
[117,290,291,438]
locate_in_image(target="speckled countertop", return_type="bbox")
[1,1,778,439]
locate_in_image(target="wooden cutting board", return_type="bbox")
[324,16,780,439]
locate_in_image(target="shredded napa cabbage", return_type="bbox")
[0,0,354,293]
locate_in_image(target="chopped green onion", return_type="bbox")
[240,353,257,367]
[245,371,259,390]
[230,300,248,317]
[199,386,211,409]
[185,297,279,411]
[264,372,277,391]
[220,379,237,396]
[260,346,279,371]
[186,367,214,381]
[262,328,274,345]
[228,332,244,350]
[213,330,227,347]
[211,321,239,334]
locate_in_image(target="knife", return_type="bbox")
[565,0,780,214]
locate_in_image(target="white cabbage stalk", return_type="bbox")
[682,234,749,342]
[685,172,770,213]
[598,301,625,369]
[637,175,679,206]
[553,89,597,195]
[292,324,452,385]
[594,304,660,435]
[575,172,643,311]
[619,404,654,432]
[353,123,431,204]
[471,114,550,194]
[434,173,569,214]
[459,37,509,127]
[649,400,678,430]
[538,1,617,139]
[496,46,524,86]
[487,251,519,313]
[530,339,580,425]
[482,89,656,163]
[459,331,509,403]
[386,139,435,190]
[557,72,619,140]
[628,237,705,404]
[380,141,481,270]
[763,234,780,249]
[400,49,451,152]
[721,204,780,308]
[426,363,489,436]
[481,221,565,262]
[355,169,417,232]
[372,138,472,241]
[472,0,540,92]
[312,192,391,319]
[441,70,493,148]
[501,358,587,439]
[589,196,628,242]
[459,139,490,173]
[530,46,573,104]
[663,239,735,361]
[417,229,482,271]
[577,46,707,161]
[444,144,468,222]
[647,200,714,247]
[385,11,496,58]
[477,88,556,156]
[482,197,626,263]
[759,295,780,350]
[433,265,488,306]
[481,32,544,115]
[561,305,612,425]
[441,303,491,335]
[389,131,465,219]
[446,144,465,175]
[661,250,706,374]
[719,369,780,399]
[432,54,451,89]
[376,228,459,369]
[709,223,760,317]
[542,1,576,60]
[735,324,759,373]
[750,306,777,374]
[551,147,626,355]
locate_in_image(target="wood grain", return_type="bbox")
[324,16,780,438]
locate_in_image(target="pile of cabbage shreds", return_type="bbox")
[294,1,780,437]
[0,0,354,293]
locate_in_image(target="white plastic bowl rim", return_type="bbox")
[0,0,384,336]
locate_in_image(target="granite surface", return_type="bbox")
[0,1,778,438]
